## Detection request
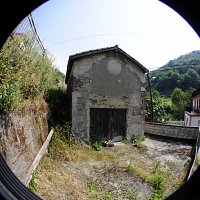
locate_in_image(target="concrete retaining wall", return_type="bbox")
[145,122,198,140]
[0,100,49,184]
[164,121,184,126]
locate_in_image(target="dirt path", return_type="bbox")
[34,135,194,200]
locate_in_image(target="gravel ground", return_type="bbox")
[64,135,193,199]
[35,135,194,200]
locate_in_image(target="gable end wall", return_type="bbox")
[67,51,146,142]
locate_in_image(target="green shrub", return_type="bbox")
[92,140,103,151]
[131,135,145,148]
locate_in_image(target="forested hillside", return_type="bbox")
[149,50,200,96]
[145,50,200,121]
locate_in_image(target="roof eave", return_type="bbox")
[65,45,149,83]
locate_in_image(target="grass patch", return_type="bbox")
[86,173,140,200]
[0,33,64,113]
[126,163,155,184]
[121,185,139,200]
[86,178,139,200]
[47,122,116,163]
[29,156,85,200]
[86,178,117,200]
[126,161,167,200]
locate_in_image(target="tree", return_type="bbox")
[171,88,185,106]
[178,69,200,91]
[145,90,166,122]
[171,88,186,120]
[154,70,180,95]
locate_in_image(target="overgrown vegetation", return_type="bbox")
[0,33,64,113]
[46,122,116,163]
[127,161,167,200]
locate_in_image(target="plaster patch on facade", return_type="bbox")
[108,59,122,75]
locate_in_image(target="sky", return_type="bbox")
[31,0,200,75]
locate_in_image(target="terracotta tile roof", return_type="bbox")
[65,45,149,83]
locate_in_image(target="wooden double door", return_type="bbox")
[90,108,126,142]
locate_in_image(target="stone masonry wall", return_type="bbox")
[0,100,49,184]
[145,122,198,140]
[69,51,146,142]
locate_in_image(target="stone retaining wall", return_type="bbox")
[145,122,198,140]
[0,100,49,184]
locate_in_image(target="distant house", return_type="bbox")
[184,88,200,126]
[65,45,149,143]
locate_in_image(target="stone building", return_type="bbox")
[65,45,149,143]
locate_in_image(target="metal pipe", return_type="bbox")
[147,73,154,122]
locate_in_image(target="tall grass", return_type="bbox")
[0,33,64,113]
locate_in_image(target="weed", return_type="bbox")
[122,137,130,144]
[149,162,167,200]
[86,178,116,200]
[47,122,74,161]
[31,156,86,199]
[195,158,200,165]
[132,135,145,148]
[126,161,167,200]
[28,170,39,192]
[153,162,162,174]
[126,163,154,184]
[86,179,96,193]
[121,186,139,200]
[92,140,103,151]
